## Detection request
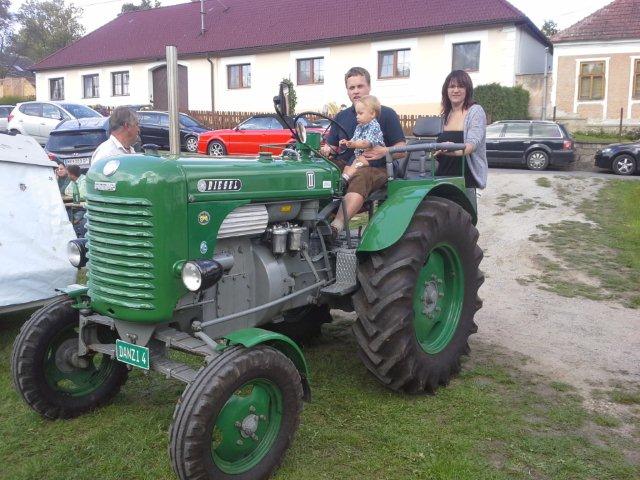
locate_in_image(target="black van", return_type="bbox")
[485,120,575,170]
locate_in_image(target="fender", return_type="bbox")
[222,327,311,401]
[357,179,477,253]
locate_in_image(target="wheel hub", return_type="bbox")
[239,413,260,438]
[54,338,88,372]
[422,280,440,315]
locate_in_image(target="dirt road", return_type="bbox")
[475,170,640,397]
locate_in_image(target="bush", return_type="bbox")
[0,95,35,105]
[474,83,529,122]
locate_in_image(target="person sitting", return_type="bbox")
[55,161,70,194]
[320,67,406,237]
[435,70,487,189]
[338,95,385,184]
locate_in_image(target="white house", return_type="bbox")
[32,0,551,116]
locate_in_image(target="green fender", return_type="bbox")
[222,327,311,401]
[357,180,477,253]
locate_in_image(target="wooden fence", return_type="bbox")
[100,106,427,136]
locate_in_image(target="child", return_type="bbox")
[338,95,385,182]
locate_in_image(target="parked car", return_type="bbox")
[137,111,208,152]
[45,117,110,171]
[0,104,14,130]
[197,114,323,156]
[8,101,102,145]
[594,140,639,175]
[485,120,575,170]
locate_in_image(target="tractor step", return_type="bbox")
[321,248,358,295]
[154,327,216,357]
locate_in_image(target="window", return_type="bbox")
[42,104,63,120]
[578,61,605,101]
[227,64,251,89]
[82,74,99,98]
[297,57,324,85]
[452,42,480,72]
[112,71,129,96]
[485,124,504,138]
[21,103,42,116]
[158,114,169,127]
[239,116,280,130]
[532,123,562,138]
[633,59,640,100]
[378,49,410,79]
[50,78,64,100]
[503,123,530,138]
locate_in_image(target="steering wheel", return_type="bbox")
[293,111,350,157]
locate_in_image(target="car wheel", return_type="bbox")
[208,141,226,156]
[611,154,636,176]
[185,136,198,153]
[526,150,549,170]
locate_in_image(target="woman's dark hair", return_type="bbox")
[441,70,475,122]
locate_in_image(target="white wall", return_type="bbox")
[35,24,546,115]
[515,28,550,75]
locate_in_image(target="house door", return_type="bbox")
[152,65,189,111]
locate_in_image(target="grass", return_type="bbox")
[536,177,552,188]
[0,316,638,479]
[572,130,639,144]
[526,180,640,308]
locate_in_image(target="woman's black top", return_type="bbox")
[435,130,479,188]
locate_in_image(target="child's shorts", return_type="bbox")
[347,166,387,198]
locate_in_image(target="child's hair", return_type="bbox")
[355,95,381,117]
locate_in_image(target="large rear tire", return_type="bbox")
[353,197,484,394]
[11,296,129,419]
[169,346,303,480]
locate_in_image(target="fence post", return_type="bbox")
[619,107,623,138]
[552,106,556,122]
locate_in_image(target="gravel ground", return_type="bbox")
[475,169,640,397]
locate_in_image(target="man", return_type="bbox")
[320,67,406,235]
[91,106,140,163]
[54,160,70,194]
[64,165,88,237]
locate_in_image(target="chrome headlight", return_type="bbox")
[67,239,88,268]
[181,259,227,292]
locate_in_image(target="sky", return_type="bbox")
[9,0,614,35]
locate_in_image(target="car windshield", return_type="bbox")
[60,104,102,119]
[47,130,107,151]
[180,114,203,128]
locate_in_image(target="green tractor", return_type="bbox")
[11,84,483,479]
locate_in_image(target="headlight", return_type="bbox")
[601,148,612,154]
[181,258,229,292]
[67,239,88,268]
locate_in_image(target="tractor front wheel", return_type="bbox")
[11,296,129,419]
[353,197,484,394]
[169,345,303,480]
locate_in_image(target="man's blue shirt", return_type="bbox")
[327,105,405,167]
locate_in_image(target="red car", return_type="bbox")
[197,114,323,156]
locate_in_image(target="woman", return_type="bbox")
[435,70,488,189]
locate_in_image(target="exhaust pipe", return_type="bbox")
[166,45,180,156]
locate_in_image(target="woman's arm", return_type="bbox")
[463,104,486,155]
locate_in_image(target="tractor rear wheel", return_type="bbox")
[353,197,484,394]
[169,345,303,480]
[11,296,129,419]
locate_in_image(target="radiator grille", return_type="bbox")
[85,195,156,310]
[217,204,269,239]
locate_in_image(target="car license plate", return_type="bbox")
[65,157,90,166]
[115,339,150,370]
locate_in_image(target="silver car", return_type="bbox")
[7,101,102,145]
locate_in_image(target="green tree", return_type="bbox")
[541,19,558,38]
[0,0,12,53]
[12,0,84,62]
[281,78,296,115]
[121,0,161,13]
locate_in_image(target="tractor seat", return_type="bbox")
[395,116,443,179]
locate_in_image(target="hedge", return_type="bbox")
[473,83,529,123]
[0,95,35,105]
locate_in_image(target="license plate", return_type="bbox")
[115,339,150,370]
[65,157,90,166]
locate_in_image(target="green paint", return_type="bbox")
[412,243,464,354]
[223,328,309,380]
[212,379,283,474]
[44,324,119,396]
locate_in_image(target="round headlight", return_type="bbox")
[68,241,82,267]
[182,262,203,292]
[103,159,120,176]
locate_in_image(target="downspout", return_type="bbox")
[542,47,549,120]
[207,55,215,111]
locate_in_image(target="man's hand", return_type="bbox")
[320,144,334,157]
[362,144,388,161]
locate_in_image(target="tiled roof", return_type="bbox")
[552,0,640,43]
[32,0,545,71]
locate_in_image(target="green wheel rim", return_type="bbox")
[44,325,117,396]
[413,242,465,354]
[211,379,283,474]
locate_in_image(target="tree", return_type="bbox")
[121,0,161,13]
[281,78,296,115]
[541,19,558,38]
[0,0,12,53]
[12,0,84,62]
